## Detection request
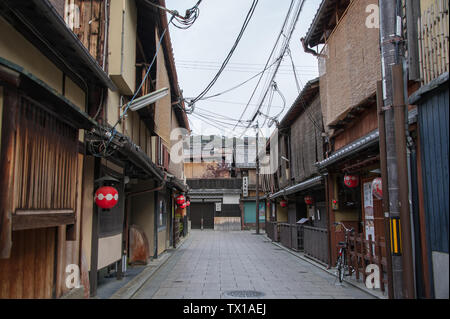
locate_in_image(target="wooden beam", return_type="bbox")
[89,156,101,297]
[12,210,75,231]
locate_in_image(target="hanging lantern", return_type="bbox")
[344,175,359,188]
[180,202,187,209]
[176,195,186,206]
[304,196,314,205]
[186,200,191,207]
[95,186,119,209]
[372,177,382,199]
[280,199,288,208]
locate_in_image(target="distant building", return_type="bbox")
[184,135,266,231]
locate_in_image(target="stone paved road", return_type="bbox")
[132,230,374,299]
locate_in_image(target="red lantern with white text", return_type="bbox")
[304,196,314,205]
[344,175,359,188]
[372,177,382,199]
[176,195,186,206]
[95,186,119,209]
[280,200,288,208]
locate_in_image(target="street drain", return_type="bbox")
[224,290,265,298]
[173,280,184,283]
[298,271,308,274]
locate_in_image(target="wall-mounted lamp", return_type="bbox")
[128,87,169,111]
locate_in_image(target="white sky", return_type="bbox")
[165,0,321,139]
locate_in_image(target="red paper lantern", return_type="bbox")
[304,196,314,205]
[372,177,382,199]
[280,200,288,208]
[186,201,191,207]
[95,186,119,209]
[180,202,187,209]
[176,195,186,206]
[344,175,359,188]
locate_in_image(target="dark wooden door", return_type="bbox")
[0,227,56,298]
[190,203,214,229]
[202,204,215,229]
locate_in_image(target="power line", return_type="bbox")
[176,65,317,75]
[143,0,202,29]
[187,0,259,107]
[190,113,242,136]
[196,99,284,108]
[194,111,249,128]
[286,46,323,132]
[176,59,317,69]
[239,0,307,137]
[233,0,295,131]
[194,106,250,122]
[192,58,282,101]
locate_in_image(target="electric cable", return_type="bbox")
[187,0,259,108]
[89,16,174,157]
[239,0,307,137]
[192,57,282,101]
[286,46,323,132]
[233,0,295,131]
[143,0,202,30]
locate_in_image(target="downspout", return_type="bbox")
[126,173,167,198]
[102,0,109,71]
[403,58,418,296]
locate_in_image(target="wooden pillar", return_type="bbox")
[89,157,101,297]
[0,87,18,259]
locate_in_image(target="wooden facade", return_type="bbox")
[0,0,189,299]
[0,228,56,298]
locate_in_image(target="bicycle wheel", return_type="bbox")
[341,251,347,281]
[336,255,344,282]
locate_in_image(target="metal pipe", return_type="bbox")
[102,0,109,71]
[153,190,158,259]
[126,174,167,198]
[256,125,260,234]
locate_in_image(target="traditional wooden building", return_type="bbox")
[184,135,264,231]
[405,0,449,299]
[0,0,189,298]
[301,0,391,294]
[264,78,329,262]
[0,0,115,298]
[301,0,448,299]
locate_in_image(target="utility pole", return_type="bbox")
[255,122,260,235]
[378,0,415,298]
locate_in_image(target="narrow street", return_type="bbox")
[132,230,373,299]
[0,0,447,302]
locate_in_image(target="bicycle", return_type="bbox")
[334,222,355,283]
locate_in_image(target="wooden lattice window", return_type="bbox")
[12,96,79,211]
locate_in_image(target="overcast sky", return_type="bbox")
[165,0,321,139]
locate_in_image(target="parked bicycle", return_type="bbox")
[334,221,355,282]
